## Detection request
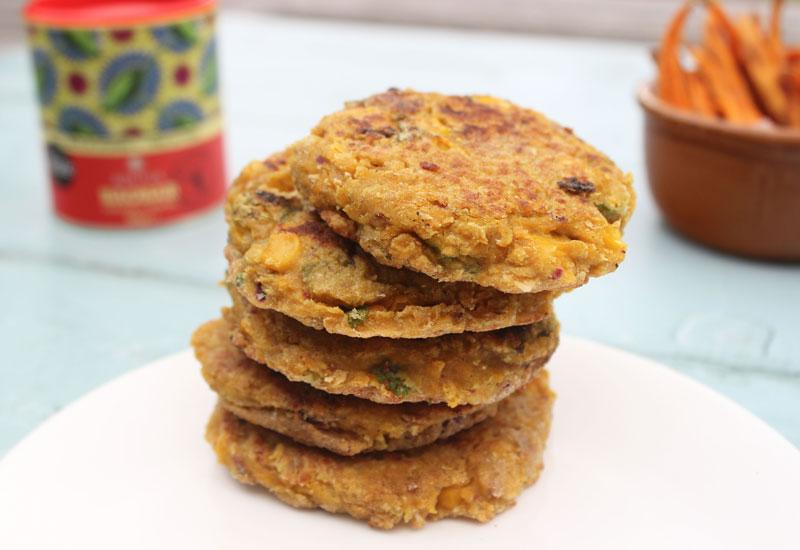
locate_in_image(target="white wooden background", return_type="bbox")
[2,0,799,44]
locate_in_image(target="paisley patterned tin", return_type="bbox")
[24,0,225,227]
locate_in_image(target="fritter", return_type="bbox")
[226,153,554,339]
[193,319,496,455]
[206,372,554,529]
[224,290,558,406]
[291,89,635,294]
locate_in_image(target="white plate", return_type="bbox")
[1,337,798,549]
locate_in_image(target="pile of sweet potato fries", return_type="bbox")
[657,0,800,127]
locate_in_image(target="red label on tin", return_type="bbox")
[26,5,225,227]
[48,133,226,227]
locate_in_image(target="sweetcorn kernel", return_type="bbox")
[436,483,477,512]
[245,232,302,273]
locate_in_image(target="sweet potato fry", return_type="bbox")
[693,46,745,121]
[768,0,784,56]
[657,1,693,110]
[704,0,743,59]
[736,14,787,123]
[686,70,718,117]
[786,48,800,64]
[788,99,800,127]
[781,63,800,127]
[657,0,797,127]
[700,13,762,123]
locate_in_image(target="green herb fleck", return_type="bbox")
[345,306,368,328]
[424,240,481,275]
[337,252,355,267]
[371,360,411,398]
[279,208,297,222]
[440,254,482,275]
[594,202,623,224]
[300,262,317,282]
[462,258,483,275]
[234,272,245,288]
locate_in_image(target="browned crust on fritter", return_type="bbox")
[206,372,554,529]
[225,154,555,339]
[221,401,494,457]
[224,290,559,406]
[193,319,496,455]
[291,89,635,294]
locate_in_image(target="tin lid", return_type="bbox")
[24,0,216,27]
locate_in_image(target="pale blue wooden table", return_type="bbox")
[1,12,798,455]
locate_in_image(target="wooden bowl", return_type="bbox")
[638,84,800,260]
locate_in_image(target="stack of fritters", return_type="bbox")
[194,89,635,529]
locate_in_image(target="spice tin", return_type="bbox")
[23,0,226,227]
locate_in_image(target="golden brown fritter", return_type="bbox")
[226,153,554,339]
[193,319,496,455]
[225,290,558,407]
[291,89,635,294]
[206,372,554,529]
